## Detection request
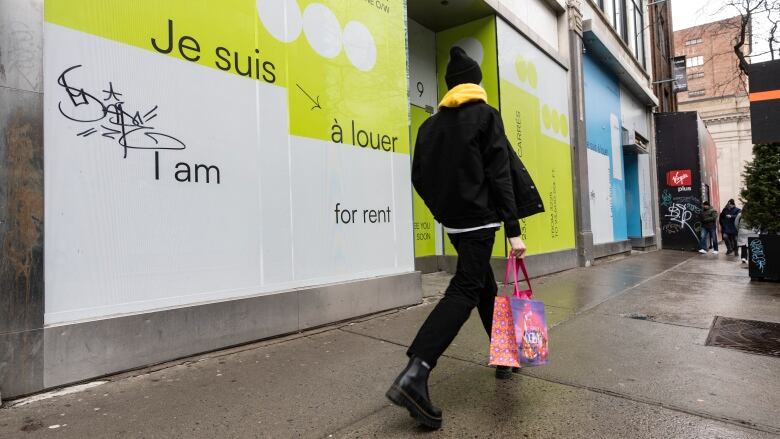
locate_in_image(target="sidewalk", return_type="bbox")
[1,250,779,438]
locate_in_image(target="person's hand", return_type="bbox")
[509,236,527,259]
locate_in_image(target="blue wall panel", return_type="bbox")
[624,153,642,237]
[583,53,628,243]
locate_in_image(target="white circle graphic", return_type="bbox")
[452,37,484,65]
[303,3,342,59]
[343,21,376,71]
[256,0,302,43]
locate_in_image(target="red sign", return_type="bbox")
[666,169,691,187]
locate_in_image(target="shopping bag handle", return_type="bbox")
[517,258,533,297]
[503,257,534,299]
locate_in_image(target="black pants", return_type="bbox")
[407,227,498,368]
[723,233,738,253]
[740,245,749,260]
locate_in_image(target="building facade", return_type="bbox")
[1,0,663,398]
[648,0,677,112]
[579,0,660,253]
[674,17,754,208]
[656,112,720,250]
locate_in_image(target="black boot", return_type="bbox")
[495,366,521,379]
[386,357,442,429]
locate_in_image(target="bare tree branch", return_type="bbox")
[766,1,780,59]
[730,0,764,74]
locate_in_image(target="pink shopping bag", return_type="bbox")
[488,295,521,367]
[488,258,550,368]
[488,257,530,368]
[511,259,549,366]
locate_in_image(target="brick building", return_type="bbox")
[648,0,676,112]
[675,16,750,102]
[673,16,753,206]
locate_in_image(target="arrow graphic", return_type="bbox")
[296,84,322,110]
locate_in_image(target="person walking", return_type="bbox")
[736,207,758,266]
[699,201,719,254]
[720,199,741,255]
[385,47,543,430]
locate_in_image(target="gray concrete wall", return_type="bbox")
[414,256,440,274]
[41,273,421,391]
[566,0,595,268]
[593,240,633,259]
[630,236,657,250]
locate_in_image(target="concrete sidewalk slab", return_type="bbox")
[591,276,780,328]
[644,268,780,291]
[522,312,780,433]
[674,254,754,278]
[589,251,693,276]
[334,365,776,439]
[0,330,462,439]
[531,273,646,311]
[517,253,693,314]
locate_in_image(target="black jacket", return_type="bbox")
[719,207,741,234]
[412,101,544,238]
[700,207,718,228]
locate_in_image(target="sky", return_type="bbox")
[672,0,736,31]
[671,0,777,62]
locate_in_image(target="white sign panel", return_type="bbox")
[44,1,413,324]
[588,149,614,244]
[638,154,655,237]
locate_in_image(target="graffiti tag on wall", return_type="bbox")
[750,239,766,272]
[661,190,701,241]
[57,65,186,159]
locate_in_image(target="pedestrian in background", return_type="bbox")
[699,201,719,254]
[385,46,543,430]
[720,199,741,256]
[736,207,758,266]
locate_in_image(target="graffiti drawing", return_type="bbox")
[56,64,186,158]
[750,239,766,272]
[664,202,698,240]
[661,189,672,207]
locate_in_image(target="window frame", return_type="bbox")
[614,0,627,41]
[686,55,704,67]
[598,0,646,69]
[633,0,645,68]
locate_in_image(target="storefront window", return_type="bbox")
[614,0,626,40]
[598,0,646,70]
[603,0,615,28]
[626,1,636,55]
[633,0,645,68]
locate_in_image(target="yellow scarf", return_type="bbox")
[438,83,487,108]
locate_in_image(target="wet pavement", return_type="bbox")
[1,250,779,438]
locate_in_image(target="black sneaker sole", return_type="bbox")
[386,385,442,429]
[495,366,521,379]
[495,368,512,380]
